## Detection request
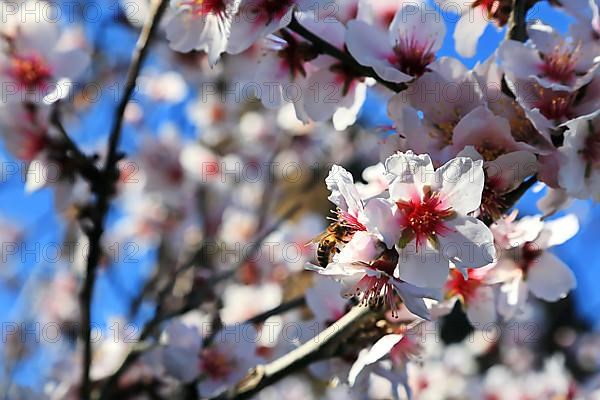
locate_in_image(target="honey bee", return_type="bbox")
[309,221,355,268]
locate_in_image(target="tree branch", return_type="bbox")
[97,202,303,399]
[209,305,377,400]
[286,15,408,93]
[506,0,538,41]
[78,1,168,399]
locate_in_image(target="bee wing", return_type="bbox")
[306,231,329,246]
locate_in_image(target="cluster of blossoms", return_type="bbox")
[0,0,599,399]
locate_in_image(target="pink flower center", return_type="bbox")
[520,242,543,274]
[538,44,580,84]
[200,347,234,380]
[389,335,420,365]
[445,269,482,304]
[480,176,507,221]
[181,0,227,16]
[352,249,401,316]
[388,34,436,77]
[536,91,573,121]
[277,34,317,80]
[9,53,52,90]
[396,190,454,248]
[337,210,367,232]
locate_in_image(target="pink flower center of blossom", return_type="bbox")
[353,249,401,316]
[480,176,507,222]
[388,34,436,77]
[396,189,454,248]
[200,347,234,380]
[9,53,52,90]
[277,34,317,80]
[445,269,482,304]
[389,335,419,365]
[538,44,580,84]
[337,210,367,232]
[182,0,227,16]
[520,242,543,274]
[536,92,573,121]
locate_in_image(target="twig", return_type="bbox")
[78,1,168,399]
[506,0,538,41]
[286,15,408,93]
[245,296,306,325]
[97,202,303,399]
[49,108,100,182]
[209,305,377,400]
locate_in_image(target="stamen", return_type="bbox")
[388,30,436,77]
[396,189,455,249]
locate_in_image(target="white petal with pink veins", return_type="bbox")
[348,333,403,385]
[306,279,347,323]
[486,151,538,193]
[391,280,442,320]
[437,215,496,269]
[452,106,517,153]
[362,198,402,248]
[433,157,484,215]
[346,20,392,66]
[527,251,576,301]
[390,1,446,53]
[335,231,382,264]
[397,241,449,288]
[386,151,435,200]
[454,7,488,58]
[527,21,562,54]
[302,67,344,122]
[497,40,542,81]
[325,165,363,217]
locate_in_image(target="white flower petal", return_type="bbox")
[527,252,576,301]
[438,215,496,269]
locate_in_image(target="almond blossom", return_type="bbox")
[558,110,600,199]
[0,103,86,210]
[499,21,600,92]
[490,213,578,320]
[307,230,441,319]
[432,267,497,327]
[384,151,496,288]
[346,0,445,83]
[0,6,90,103]
[387,57,485,163]
[299,12,368,130]
[226,0,299,55]
[197,324,262,397]
[164,0,241,65]
[457,146,537,220]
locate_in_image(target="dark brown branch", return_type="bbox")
[506,0,539,41]
[210,305,377,400]
[246,296,306,325]
[287,15,408,93]
[78,1,168,399]
[97,202,303,399]
[49,108,101,182]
